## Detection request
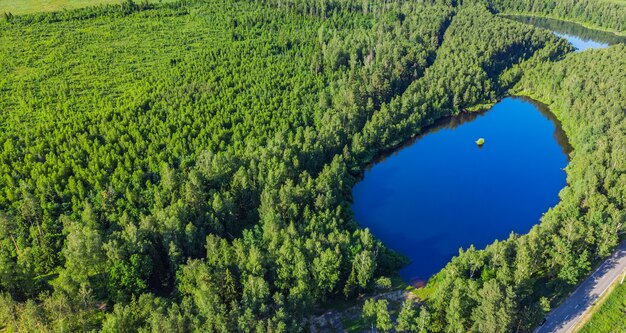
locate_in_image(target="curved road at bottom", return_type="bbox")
[534,241,626,333]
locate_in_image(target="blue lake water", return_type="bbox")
[352,97,570,283]
[554,32,608,51]
[504,15,626,52]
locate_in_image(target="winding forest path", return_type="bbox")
[534,241,626,333]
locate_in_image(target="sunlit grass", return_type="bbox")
[601,0,626,5]
[0,0,171,15]
[578,281,626,333]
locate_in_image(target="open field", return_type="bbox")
[0,0,121,14]
[578,279,626,333]
[0,0,176,15]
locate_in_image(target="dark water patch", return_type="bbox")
[352,97,570,283]
[504,15,626,51]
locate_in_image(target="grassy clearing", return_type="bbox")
[0,0,173,15]
[602,0,626,5]
[577,279,626,333]
[0,0,122,15]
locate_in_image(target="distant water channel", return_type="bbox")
[504,15,626,51]
[352,97,571,284]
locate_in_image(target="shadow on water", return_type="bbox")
[519,96,573,157]
[364,108,490,170]
[367,96,572,171]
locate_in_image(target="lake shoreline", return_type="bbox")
[352,96,570,283]
[353,95,570,182]
[498,12,626,37]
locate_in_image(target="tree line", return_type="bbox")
[355,27,626,333]
[0,1,454,330]
[0,0,623,332]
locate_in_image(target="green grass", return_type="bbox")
[0,0,172,15]
[602,0,626,5]
[465,101,496,112]
[578,281,626,333]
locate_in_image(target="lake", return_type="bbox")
[352,97,571,284]
[504,15,626,51]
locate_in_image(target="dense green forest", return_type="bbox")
[0,0,624,332]
[390,44,626,332]
[359,42,626,333]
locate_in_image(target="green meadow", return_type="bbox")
[0,0,174,15]
[579,281,626,333]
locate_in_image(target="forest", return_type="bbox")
[0,0,624,332]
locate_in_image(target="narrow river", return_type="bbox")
[504,15,626,51]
